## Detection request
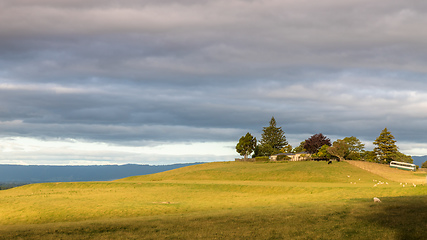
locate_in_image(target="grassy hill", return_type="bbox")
[118,161,396,183]
[0,161,426,239]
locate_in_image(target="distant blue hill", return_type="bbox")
[412,156,427,167]
[0,163,203,183]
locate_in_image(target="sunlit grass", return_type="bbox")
[0,161,426,239]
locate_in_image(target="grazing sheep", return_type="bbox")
[373,197,381,203]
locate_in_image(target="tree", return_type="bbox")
[327,140,349,161]
[259,116,288,155]
[253,143,274,157]
[391,152,413,163]
[422,161,427,168]
[313,144,333,160]
[281,144,293,153]
[327,136,365,161]
[293,141,306,153]
[236,132,257,159]
[373,128,398,164]
[343,136,365,152]
[304,133,331,154]
[361,150,377,162]
[342,136,365,160]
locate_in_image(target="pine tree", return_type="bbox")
[373,128,398,164]
[260,117,287,155]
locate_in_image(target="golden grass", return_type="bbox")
[345,160,427,185]
[0,161,426,239]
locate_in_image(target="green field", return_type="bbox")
[0,161,426,239]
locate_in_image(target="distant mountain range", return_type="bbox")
[0,163,202,184]
[412,156,427,167]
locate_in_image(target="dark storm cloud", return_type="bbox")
[1,0,427,151]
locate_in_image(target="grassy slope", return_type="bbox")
[0,161,426,239]
[118,160,426,183]
[346,160,426,184]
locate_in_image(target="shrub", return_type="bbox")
[255,156,269,162]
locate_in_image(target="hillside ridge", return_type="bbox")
[117,161,425,184]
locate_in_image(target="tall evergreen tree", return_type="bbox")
[260,117,287,155]
[373,128,398,164]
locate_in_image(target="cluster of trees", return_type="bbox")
[236,117,413,164]
[236,117,287,159]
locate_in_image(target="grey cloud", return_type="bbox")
[1,0,427,154]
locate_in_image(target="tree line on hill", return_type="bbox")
[236,117,414,164]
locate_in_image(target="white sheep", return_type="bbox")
[373,197,381,203]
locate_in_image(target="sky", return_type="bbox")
[1,0,427,165]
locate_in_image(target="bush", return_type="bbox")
[255,156,269,162]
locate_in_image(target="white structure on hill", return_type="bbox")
[269,152,311,161]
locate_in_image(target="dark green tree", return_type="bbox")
[304,133,331,154]
[236,132,257,159]
[373,128,398,164]
[422,161,427,168]
[259,117,287,155]
[253,144,274,157]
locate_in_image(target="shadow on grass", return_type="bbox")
[356,195,427,240]
[1,196,427,240]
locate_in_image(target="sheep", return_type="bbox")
[373,197,381,203]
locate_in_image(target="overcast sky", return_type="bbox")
[1,0,427,165]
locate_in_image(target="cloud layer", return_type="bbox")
[1,0,427,164]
